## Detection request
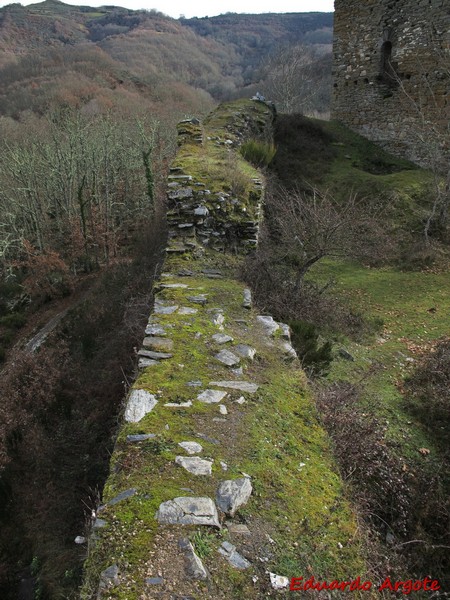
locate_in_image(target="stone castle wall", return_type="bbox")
[332,0,449,168]
[79,100,357,600]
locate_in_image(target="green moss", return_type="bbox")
[240,368,367,581]
[310,257,450,461]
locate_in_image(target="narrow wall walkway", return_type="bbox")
[81,100,367,600]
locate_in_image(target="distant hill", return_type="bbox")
[0,2,333,115]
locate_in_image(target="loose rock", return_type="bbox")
[124,390,157,423]
[215,350,240,367]
[216,478,252,516]
[175,456,213,476]
[218,541,251,570]
[155,497,220,528]
[212,333,234,344]
[197,389,227,404]
[209,381,259,393]
[256,315,279,336]
[234,344,256,360]
[179,538,208,579]
[99,564,120,588]
[269,572,290,590]
[178,441,203,454]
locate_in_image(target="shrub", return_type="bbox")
[315,382,412,537]
[289,319,333,377]
[404,337,450,447]
[239,139,276,168]
[0,312,27,329]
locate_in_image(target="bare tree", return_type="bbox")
[263,44,331,115]
[268,186,387,291]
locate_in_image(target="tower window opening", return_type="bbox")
[380,40,399,86]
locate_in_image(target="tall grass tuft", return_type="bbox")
[240,139,276,168]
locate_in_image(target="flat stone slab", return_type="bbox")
[164,400,193,408]
[218,541,251,570]
[138,349,173,360]
[194,206,209,216]
[175,456,213,476]
[126,433,156,443]
[124,390,157,423]
[102,488,136,509]
[138,358,159,368]
[155,497,220,527]
[212,333,234,344]
[93,518,107,529]
[179,538,208,579]
[154,302,179,314]
[196,432,219,445]
[215,350,240,367]
[202,269,222,275]
[216,478,252,517]
[187,295,208,306]
[145,324,167,336]
[160,283,189,289]
[178,441,203,454]
[209,381,259,393]
[234,344,256,360]
[178,307,198,315]
[226,523,251,535]
[187,380,202,387]
[197,389,227,403]
[143,337,174,352]
[256,315,279,336]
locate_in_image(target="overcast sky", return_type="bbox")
[0,0,334,19]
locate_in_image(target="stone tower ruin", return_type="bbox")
[332,0,449,168]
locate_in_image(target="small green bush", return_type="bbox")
[240,139,276,167]
[0,312,27,329]
[289,319,333,377]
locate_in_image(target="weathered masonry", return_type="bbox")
[332,0,449,168]
[80,100,367,599]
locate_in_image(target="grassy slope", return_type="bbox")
[312,259,450,455]
[271,113,449,587]
[274,114,448,457]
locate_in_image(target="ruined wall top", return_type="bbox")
[332,0,449,168]
[166,99,274,255]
